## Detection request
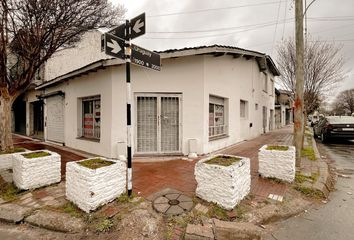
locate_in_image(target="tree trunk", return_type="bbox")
[0,88,14,152]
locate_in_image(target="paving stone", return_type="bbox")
[44,200,61,207]
[20,197,34,205]
[100,206,120,218]
[25,209,85,233]
[41,196,55,202]
[19,192,33,200]
[194,203,209,214]
[179,201,194,211]
[213,219,263,240]
[178,194,192,202]
[165,193,180,200]
[0,198,6,204]
[166,205,184,215]
[0,203,32,223]
[185,224,214,240]
[153,203,170,213]
[154,196,169,204]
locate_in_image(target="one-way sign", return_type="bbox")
[103,33,125,59]
[131,44,161,71]
[130,13,145,39]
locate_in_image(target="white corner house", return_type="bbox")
[17,29,280,158]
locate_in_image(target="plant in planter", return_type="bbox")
[258,145,296,182]
[13,150,61,190]
[66,158,126,213]
[0,147,27,170]
[195,154,251,210]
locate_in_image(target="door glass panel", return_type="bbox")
[137,97,158,152]
[161,97,179,152]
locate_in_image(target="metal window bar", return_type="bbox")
[209,125,228,137]
[77,127,100,139]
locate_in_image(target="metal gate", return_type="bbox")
[136,94,181,154]
[46,95,65,143]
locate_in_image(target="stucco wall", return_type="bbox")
[44,30,108,81]
[43,68,114,157]
[111,56,205,156]
[203,55,275,153]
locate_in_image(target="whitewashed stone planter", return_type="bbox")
[0,149,27,170]
[66,158,126,213]
[13,150,61,190]
[258,145,296,182]
[195,154,251,210]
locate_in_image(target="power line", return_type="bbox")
[271,0,283,54]
[147,1,287,18]
[147,19,294,34]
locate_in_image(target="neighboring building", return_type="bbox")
[275,89,293,129]
[14,30,280,158]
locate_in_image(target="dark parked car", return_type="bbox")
[313,116,354,143]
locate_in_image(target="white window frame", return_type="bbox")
[209,95,228,139]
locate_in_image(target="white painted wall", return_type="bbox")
[44,30,108,81]
[38,53,275,158]
[202,55,275,154]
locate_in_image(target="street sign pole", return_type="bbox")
[125,19,133,197]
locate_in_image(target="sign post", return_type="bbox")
[102,13,160,197]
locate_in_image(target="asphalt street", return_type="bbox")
[266,139,354,240]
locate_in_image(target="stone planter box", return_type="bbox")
[258,145,296,182]
[195,154,251,210]
[0,148,27,170]
[66,158,126,213]
[13,150,61,190]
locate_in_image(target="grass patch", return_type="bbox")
[77,158,114,169]
[295,172,319,184]
[294,186,325,199]
[205,155,241,167]
[62,202,83,218]
[0,147,26,155]
[266,177,286,184]
[301,147,316,161]
[95,217,114,232]
[116,192,138,203]
[266,145,289,151]
[0,182,20,201]
[208,204,229,220]
[22,151,51,159]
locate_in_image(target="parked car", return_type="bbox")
[313,116,354,143]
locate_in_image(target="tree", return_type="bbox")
[0,0,125,151]
[333,89,354,115]
[276,37,346,115]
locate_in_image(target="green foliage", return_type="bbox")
[77,158,114,169]
[0,147,26,155]
[301,147,316,161]
[208,204,229,220]
[95,218,113,232]
[22,151,51,159]
[205,156,241,167]
[266,145,289,151]
[294,186,325,199]
[0,182,20,201]
[62,202,83,218]
[116,192,137,203]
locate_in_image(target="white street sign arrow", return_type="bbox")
[107,39,121,54]
[130,13,146,39]
[103,33,125,60]
[133,19,144,34]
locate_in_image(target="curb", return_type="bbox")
[311,136,334,198]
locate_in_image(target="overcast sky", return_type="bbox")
[111,0,354,100]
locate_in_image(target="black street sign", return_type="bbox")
[131,44,161,71]
[104,33,125,60]
[130,13,146,39]
[109,24,126,39]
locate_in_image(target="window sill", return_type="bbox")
[76,137,100,143]
[209,134,229,142]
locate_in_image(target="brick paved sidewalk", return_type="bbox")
[133,126,293,199]
[12,126,293,200]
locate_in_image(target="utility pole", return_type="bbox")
[294,0,305,166]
